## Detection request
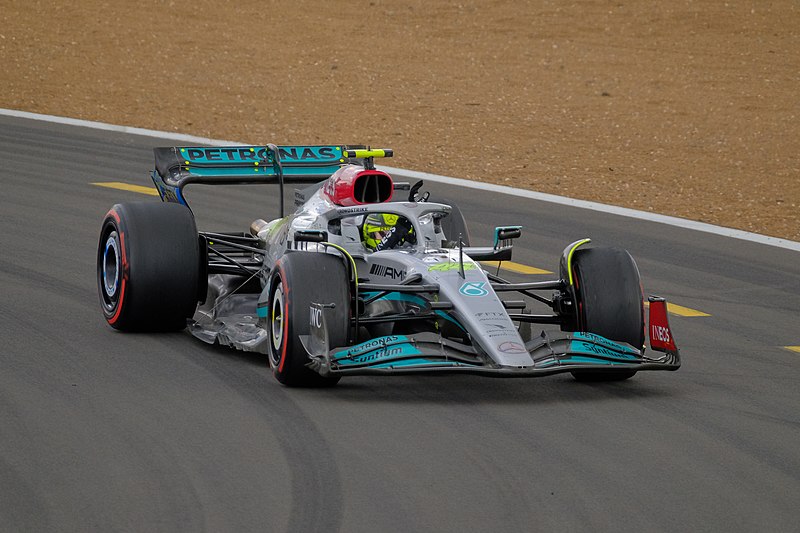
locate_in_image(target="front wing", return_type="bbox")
[300,305,680,378]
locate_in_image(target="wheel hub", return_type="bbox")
[271,284,284,352]
[103,233,120,299]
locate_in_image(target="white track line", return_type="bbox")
[3,107,798,252]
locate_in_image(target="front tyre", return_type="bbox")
[566,247,644,382]
[267,252,349,387]
[97,202,199,331]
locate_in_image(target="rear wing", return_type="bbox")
[151,144,362,215]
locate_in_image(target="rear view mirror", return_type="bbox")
[493,226,522,250]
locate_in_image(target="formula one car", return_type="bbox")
[97,144,680,386]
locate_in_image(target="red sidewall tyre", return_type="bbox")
[267,252,349,387]
[97,202,199,331]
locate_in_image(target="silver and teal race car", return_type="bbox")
[97,144,680,386]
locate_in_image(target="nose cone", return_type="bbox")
[426,253,534,367]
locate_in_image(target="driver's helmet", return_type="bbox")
[361,213,413,251]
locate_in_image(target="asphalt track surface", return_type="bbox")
[2,115,800,532]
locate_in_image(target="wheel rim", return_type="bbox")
[270,283,285,358]
[102,232,120,304]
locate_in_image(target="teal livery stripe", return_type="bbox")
[186,166,341,178]
[172,145,346,180]
[566,342,638,361]
[333,335,421,366]
[570,333,639,359]
[372,358,475,369]
[536,355,636,368]
[335,343,422,366]
[560,356,635,365]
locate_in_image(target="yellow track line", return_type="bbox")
[784,346,800,354]
[481,261,552,275]
[91,182,159,196]
[666,303,710,317]
[644,300,710,317]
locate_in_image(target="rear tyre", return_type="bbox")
[267,252,349,387]
[97,202,200,331]
[438,198,471,247]
[566,247,644,382]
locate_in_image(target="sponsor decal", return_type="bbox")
[428,262,477,272]
[476,311,514,335]
[339,335,402,357]
[573,332,638,355]
[482,321,518,339]
[309,306,322,329]
[340,345,416,365]
[333,335,422,366]
[369,263,407,280]
[459,281,488,297]
[375,224,402,252]
[181,146,339,163]
[183,148,256,161]
[647,298,677,352]
[569,340,638,360]
[651,325,671,344]
[337,206,369,214]
[278,146,338,160]
[497,341,526,354]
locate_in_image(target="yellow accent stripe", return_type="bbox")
[783,346,800,354]
[91,182,159,196]
[481,261,552,275]
[566,238,592,285]
[644,300,710,317]
[345,149,389,159]
[322,242,359,291]
[666,302,711,317]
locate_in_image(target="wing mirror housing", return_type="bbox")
[493,226,522,251]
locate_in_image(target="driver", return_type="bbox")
[361,213,415,251]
